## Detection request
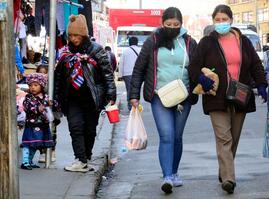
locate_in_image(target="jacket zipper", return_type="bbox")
[151,35,191,99]
[151,34,158,99]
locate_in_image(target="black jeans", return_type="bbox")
[66,101,100,163]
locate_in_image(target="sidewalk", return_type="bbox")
[19,81,125,199]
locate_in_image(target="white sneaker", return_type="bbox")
[38,154,46,163]
[172,174,183,187]
[64,159,90,173]
[161,176,173,194]
[51,151,56,162]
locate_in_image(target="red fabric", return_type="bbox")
[13,0,20,23]
[219,34,241,80]
[56,36,64,50]
[59,46,97,90]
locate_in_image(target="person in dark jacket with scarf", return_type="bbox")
[54,14,116,172]
[189,5,267,194]
[129,7,197,194]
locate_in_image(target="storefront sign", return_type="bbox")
[0,0,7,21]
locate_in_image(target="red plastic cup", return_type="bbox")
[106,105,120,123]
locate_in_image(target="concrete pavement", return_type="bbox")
[19,81,125,199]
[97,95,269,199]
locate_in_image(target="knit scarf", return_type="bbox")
[59,46,97,90]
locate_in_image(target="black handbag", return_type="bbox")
[226,78,252,107]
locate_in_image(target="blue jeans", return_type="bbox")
[151,95,191,177]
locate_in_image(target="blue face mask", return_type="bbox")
[214,22,231,35]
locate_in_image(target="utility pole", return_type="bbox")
[45,0,57,168]
[139,0,142,9]
[0,0,19,198]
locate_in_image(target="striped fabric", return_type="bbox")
[59,46,97,90]
[67,55,84,89]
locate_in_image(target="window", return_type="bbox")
[242,11,253,23]
[233,13,241,23]
[258,8,269,22]
[228,0,239,3]
[117,30,153,47]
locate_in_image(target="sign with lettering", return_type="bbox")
[0,0,7,21]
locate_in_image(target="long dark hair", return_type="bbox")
[212,4,233,19]
[162,7,182,24]
[156,7,183,50]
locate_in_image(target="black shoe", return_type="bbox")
[21,163,32,170]
[222,180,235,194]
[161,178,173,194]
[30,162,40,168]
[218,175,222,183]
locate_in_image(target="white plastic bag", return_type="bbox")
[125,107,147,150]
[45,107,54,122]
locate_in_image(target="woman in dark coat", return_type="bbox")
[188,4,267,194]
[54,14,116,172]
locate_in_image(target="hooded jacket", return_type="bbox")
[130,28,198,104]
[188,27,267,114]
[54,38,116,114]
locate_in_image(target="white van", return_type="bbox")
[114,26,156,61]
[232,24,264,66]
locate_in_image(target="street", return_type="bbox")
[97,89,269,199]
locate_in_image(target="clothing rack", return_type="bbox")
[59,0,84,9]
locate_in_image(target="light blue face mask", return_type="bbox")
[214,22,231,35]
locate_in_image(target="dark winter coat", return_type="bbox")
[129,30,198,104]
[54,38,116,114]
[188,28,267,115]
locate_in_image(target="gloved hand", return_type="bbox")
[198,74,215,92]
[257,84,267,103]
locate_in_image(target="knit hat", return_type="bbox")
[67,14,89,37]
[26,73,47,88]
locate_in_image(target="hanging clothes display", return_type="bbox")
[13,0,21,23]
[35,0,50,35]
[25,14,36,36]
[56,2,65,35]
[64,0,78,30]
[78,0,93,36]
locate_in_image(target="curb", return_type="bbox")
[89,94,122,199]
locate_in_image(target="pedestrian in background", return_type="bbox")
[54,14,116,172]
[119,36,140,111]
[21,73,55,170]
[130,7,197,194]
[105,46,117,72]
[189,4,267,194]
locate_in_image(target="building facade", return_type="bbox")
[227,0,269,45]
